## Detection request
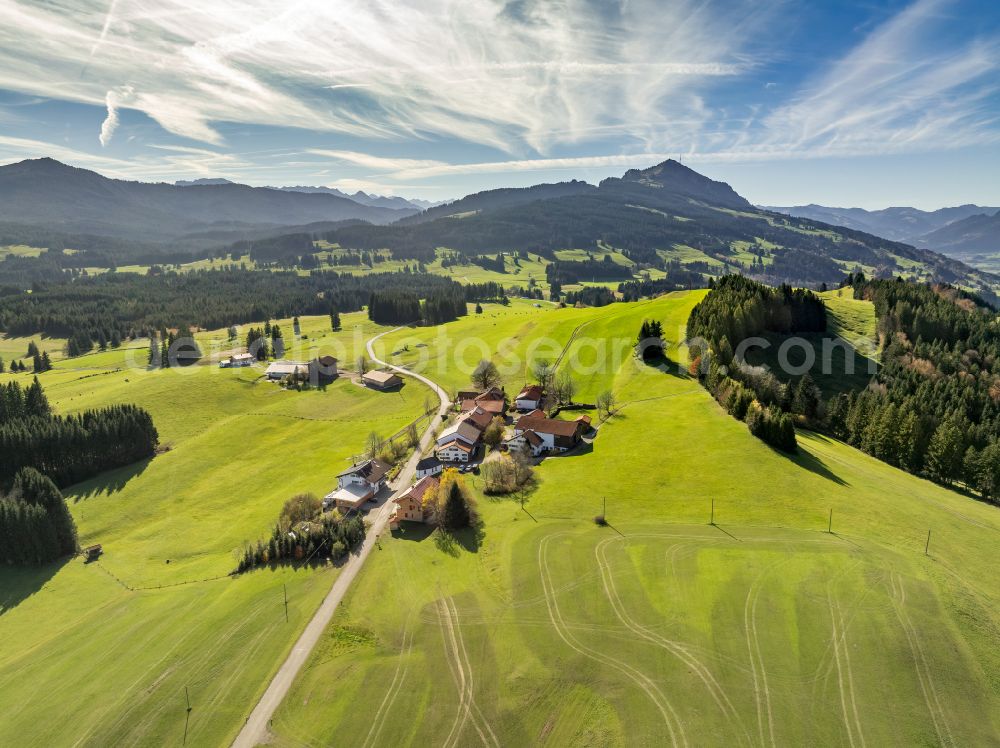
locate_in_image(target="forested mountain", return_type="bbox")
[764,203,998,243]
[0,158,412,247]
[325,159,999,299]
[398,180,597,224]
[914,210,1000,256]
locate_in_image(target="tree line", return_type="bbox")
[0,377,158,489]
[367,285,468,325]
[0,467,78,565]
[686,275,826,452]
[821,277,1000,500]
[0,268,467,355]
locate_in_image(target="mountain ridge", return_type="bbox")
[0,158,413,247]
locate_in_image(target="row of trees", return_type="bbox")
[367,287,468,326]
[234,499,366,573]
[0,268,468,352]
[686,276,824,452]
[0,378,158,488]
[816,277,1000,500]
[0,468,78,565]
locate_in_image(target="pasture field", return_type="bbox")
[0,313,426,746]
[268,291,1000,746]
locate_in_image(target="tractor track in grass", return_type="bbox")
[889,572,954,747]
[437,598,499,748]
[538,533,686,747]
[744,560,786,748]
[362,626,414,748]
[595,537,752,747]
[828,597,865,748]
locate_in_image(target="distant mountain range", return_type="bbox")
[764,203,1000,258]
[0,158,414,250]
[328,158,998,299]
[916,210,1000,256]
[174,178,440,212]
[1,156,997,300]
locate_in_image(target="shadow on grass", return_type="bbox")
[788,446,848,486]
[433,523,484,557]
[67,458,153,503]
[391,522,435,542]
[0,558,68,616]
[641,351,690,380]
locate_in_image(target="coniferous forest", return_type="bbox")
[0,467,78,564]
[0,268,468,356]
[0,378,158,489]
[689,273,1000,501]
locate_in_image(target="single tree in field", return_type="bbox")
[531,358,556,391]
[475,303,483,314]
[440,477,472,530]
[26,341,39,359]
[554,370,576,405]
[330,308,341,331]
[365,431,383,459]
[227,326,238,341]
[356,355,369,375]
[406,422,420,448]
[32,352,43,373]
[471,359,501,391]
[596,390,617,418]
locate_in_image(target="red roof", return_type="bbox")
[461,398,504,414]
[464,408,493,431]
[515,415,584,437]
[397,475,439,505]
[516,384,544,400]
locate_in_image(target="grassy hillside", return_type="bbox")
[0,311,427,746]
[268,292,1000,746]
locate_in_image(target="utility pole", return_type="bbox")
[925,529,931,556]
[283,583,288,623]
[828,508,833,534]
[185,686,192,713]
[603,496,606,519]
[710,498,715,526]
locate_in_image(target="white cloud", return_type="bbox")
[0,0,765,153]
[99,86,132,146]
[760,0,1000,158]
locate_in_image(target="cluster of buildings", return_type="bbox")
[321,380,593,530]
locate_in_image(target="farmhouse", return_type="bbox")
[309,355,339,382]
[437,439,474,463]
[504,428,546,457]
[363,369,403,390]
[515,384,544,411]
[463,406,495,432]
[457,386,507,415]
[265,360,309,380]
[220,352,254,368]
[324,458,391,512]
[391,475,439,525]
[415,456,444,478]
[513,413,590,452]
[436,420,481,448]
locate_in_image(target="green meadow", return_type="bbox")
[0,312,425,746]
[267,292,1000,746]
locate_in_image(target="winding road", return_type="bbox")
[232,327,450,748]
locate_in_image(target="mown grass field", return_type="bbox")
[0,312,426,746]
[268,291,1000,747]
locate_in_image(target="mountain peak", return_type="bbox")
[603,158,751,209]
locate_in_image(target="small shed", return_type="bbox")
[82,544,103,562]
[363,370,403,390]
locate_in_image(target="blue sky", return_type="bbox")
[0,0,998,208]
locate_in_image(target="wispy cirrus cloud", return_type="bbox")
[759,0,1000,157]
[0,0,766,154]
